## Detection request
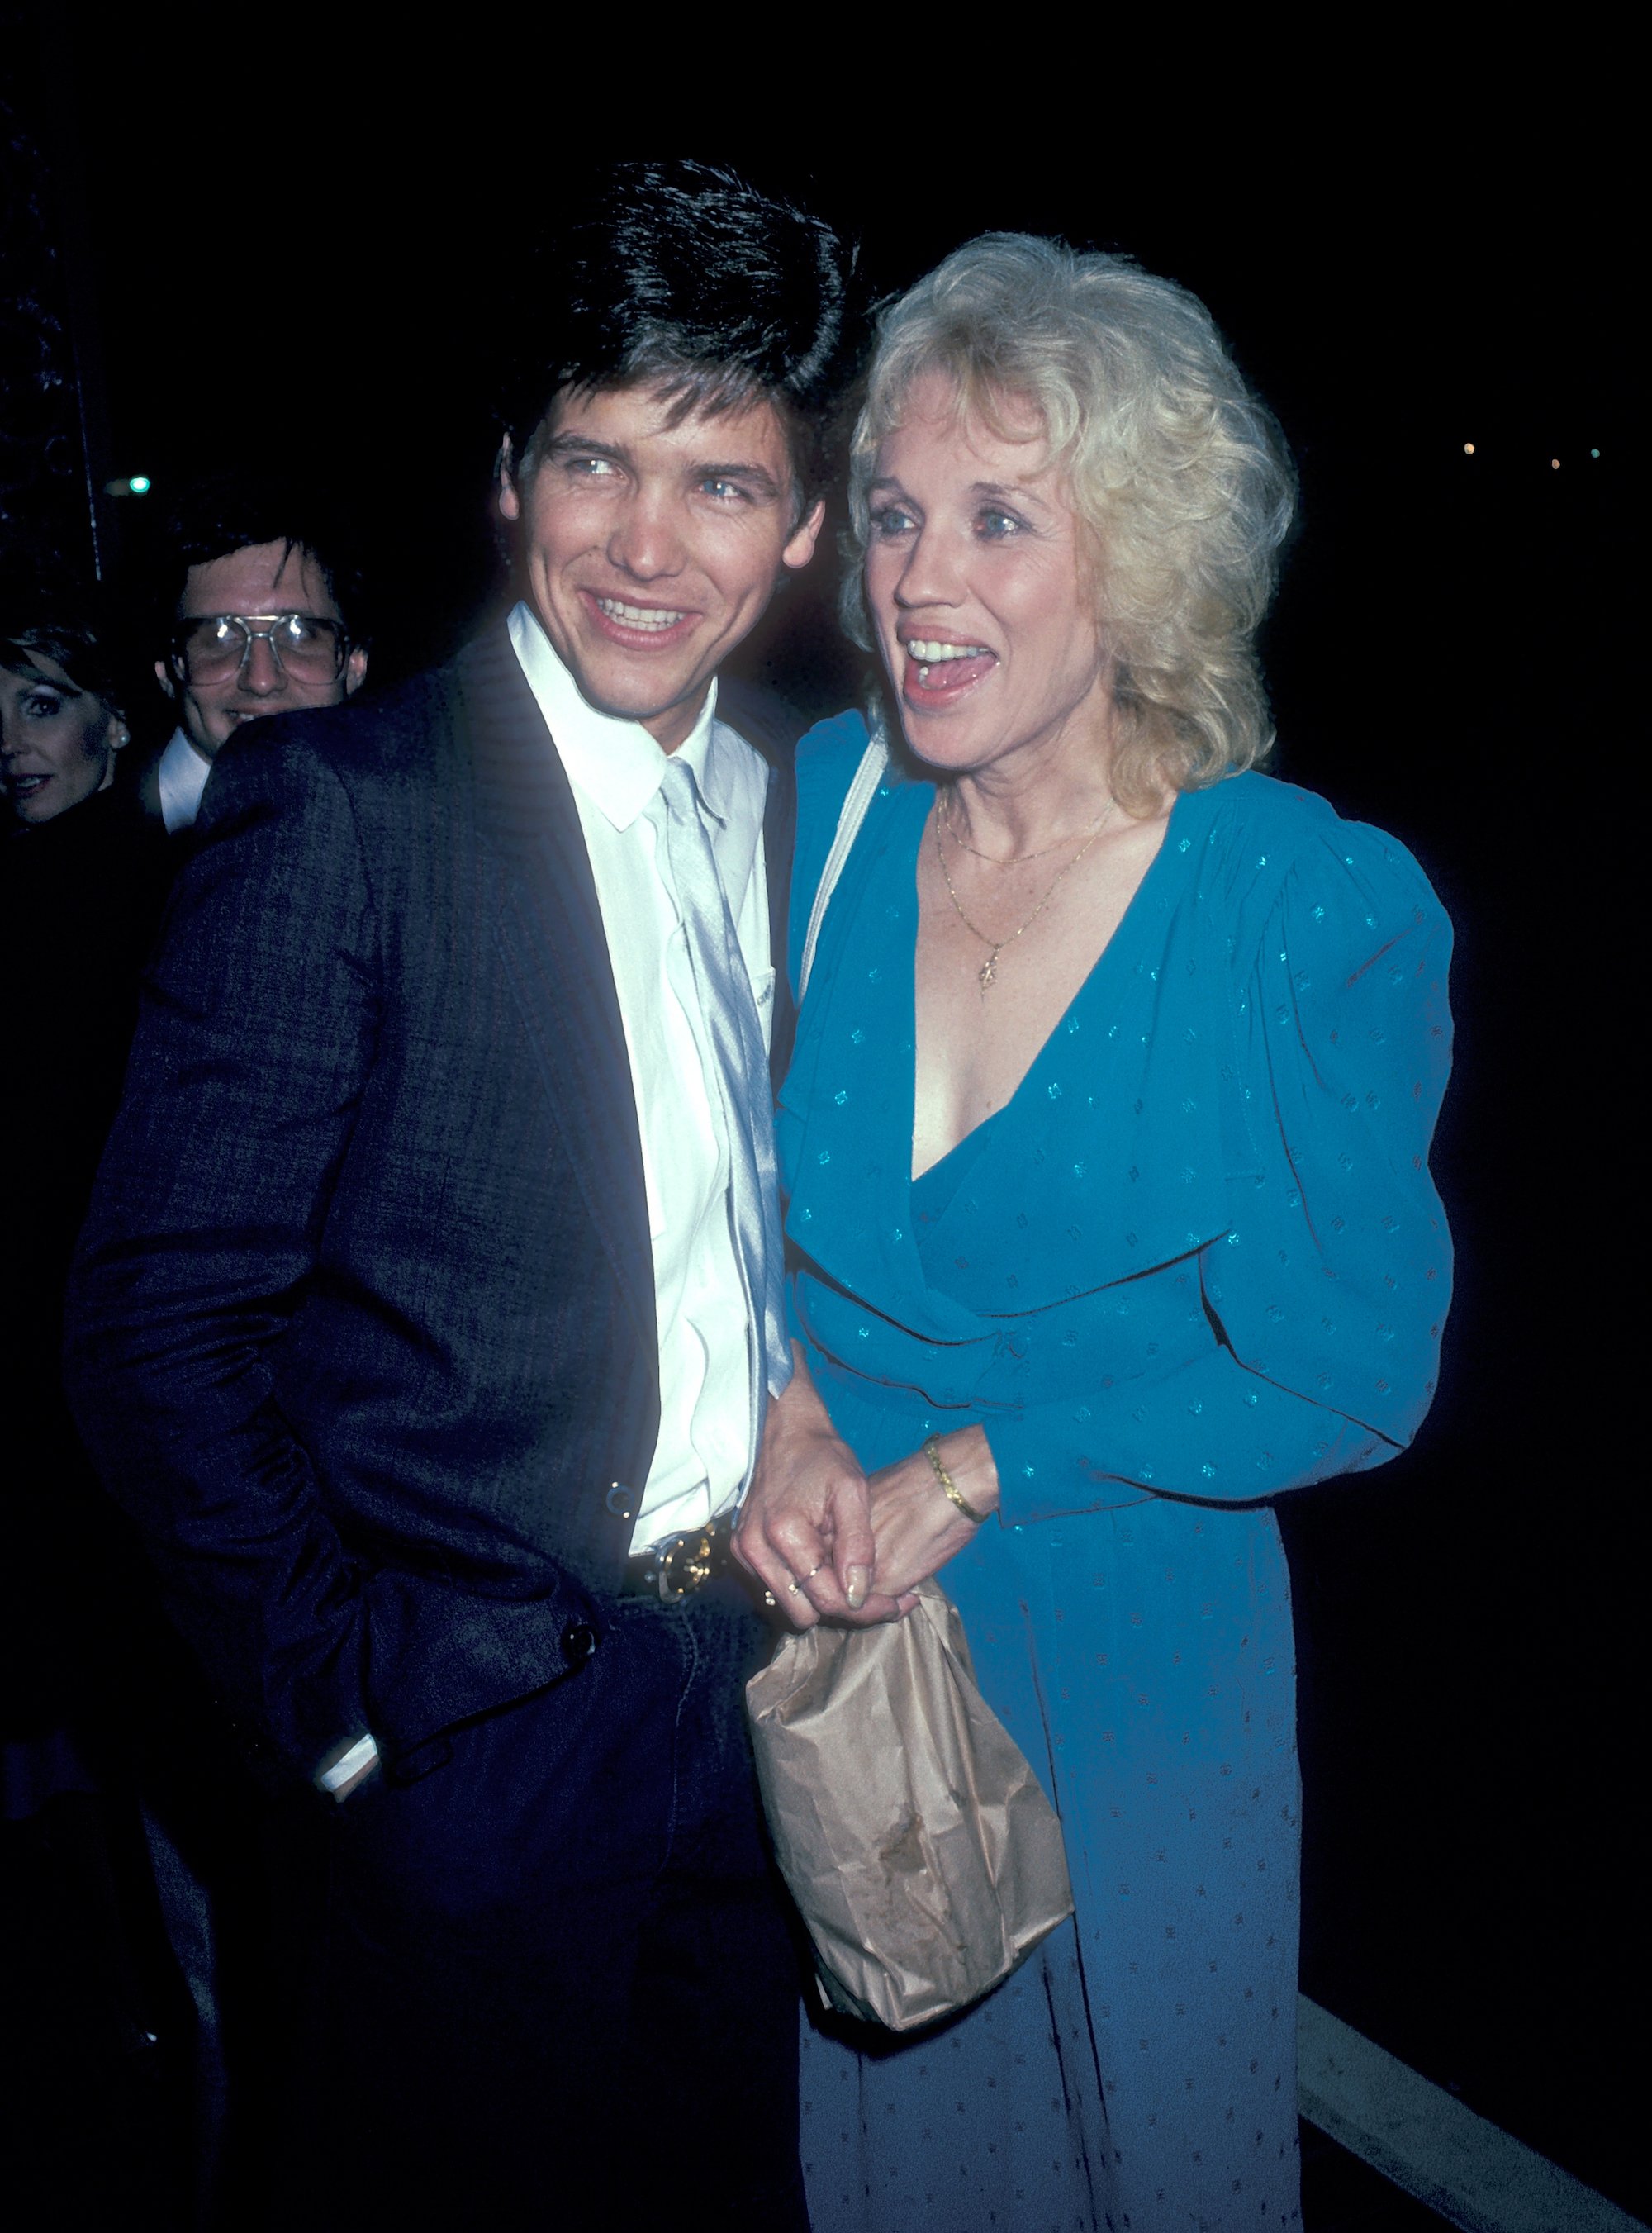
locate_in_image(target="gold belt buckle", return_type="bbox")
[652,1523,719,1602]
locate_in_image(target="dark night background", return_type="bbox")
[4,9,1637,2225]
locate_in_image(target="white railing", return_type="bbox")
[1298,1998,1645,2233]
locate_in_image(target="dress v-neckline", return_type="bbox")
[906,784,1190,1188]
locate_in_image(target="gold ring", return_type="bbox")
[806,1563,824,1580]
[786,1578,804,1595]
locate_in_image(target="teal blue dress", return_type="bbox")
[779,714,1453,2233]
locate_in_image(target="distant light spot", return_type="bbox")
[1463,442,1475,455]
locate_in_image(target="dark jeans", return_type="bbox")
[278,1580,806,2230]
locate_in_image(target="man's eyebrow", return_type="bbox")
[693,458,784,500]
[541,430,629,463]
[543,429,785,501]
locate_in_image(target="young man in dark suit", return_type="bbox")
[65,163,857,2227]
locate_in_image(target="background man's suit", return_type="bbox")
[65,625,808,2225]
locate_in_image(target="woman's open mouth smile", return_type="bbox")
[900,637,999,706]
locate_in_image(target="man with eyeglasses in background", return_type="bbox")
[147,475,368,833]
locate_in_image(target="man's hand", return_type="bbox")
[734,1345,904,1627]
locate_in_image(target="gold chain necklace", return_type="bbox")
[938,786,1100,865]
[933,788,1118,994]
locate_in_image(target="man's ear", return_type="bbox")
[343,645,369,697]
[154,658,176,701]
[496,434,521,524]
[781,497,827,575]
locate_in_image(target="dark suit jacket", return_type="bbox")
[64,625,799,1781]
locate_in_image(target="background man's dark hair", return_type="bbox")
[154,468,368,645]
[496,161,862,511]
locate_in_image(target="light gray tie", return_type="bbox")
[655,753,792,1442]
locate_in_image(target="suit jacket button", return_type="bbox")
[604,1482,636,1521]
[560,1620,597,1670]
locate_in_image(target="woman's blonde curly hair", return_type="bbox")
[843,235,1297,811]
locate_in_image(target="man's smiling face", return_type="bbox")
[500,382,824,753]
[159,540,367,761]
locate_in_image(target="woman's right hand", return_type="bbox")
[733,1344,907,1628]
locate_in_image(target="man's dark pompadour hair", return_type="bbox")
[497,161,861,506]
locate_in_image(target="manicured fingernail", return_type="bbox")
[846,1566,869,1609]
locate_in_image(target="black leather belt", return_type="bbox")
[622,1513,739,1602]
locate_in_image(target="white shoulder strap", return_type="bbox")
[798,725,890,1004]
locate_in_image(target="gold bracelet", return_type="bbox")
[923,1433,987,1524]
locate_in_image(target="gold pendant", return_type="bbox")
[979,951,999,992]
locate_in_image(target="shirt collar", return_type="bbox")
[507,600,724,833]
[157,726,211,834]
[160,725,207,773]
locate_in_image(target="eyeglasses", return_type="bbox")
[173,612,350,684]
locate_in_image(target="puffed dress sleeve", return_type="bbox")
[987,795,1454,1520]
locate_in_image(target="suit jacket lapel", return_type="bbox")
[456,625,657,1361]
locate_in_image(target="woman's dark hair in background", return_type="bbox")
[495,159,865,512]
[0,563,150,823]
[2,577,133,717]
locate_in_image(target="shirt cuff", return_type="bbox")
[315,1732,380,1798]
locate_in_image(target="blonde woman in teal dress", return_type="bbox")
[734,236,1452,2232]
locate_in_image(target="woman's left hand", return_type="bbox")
[862,1425,1001,1611]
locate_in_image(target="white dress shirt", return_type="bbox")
[157,727,212,833]
[507,601,774,1548]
